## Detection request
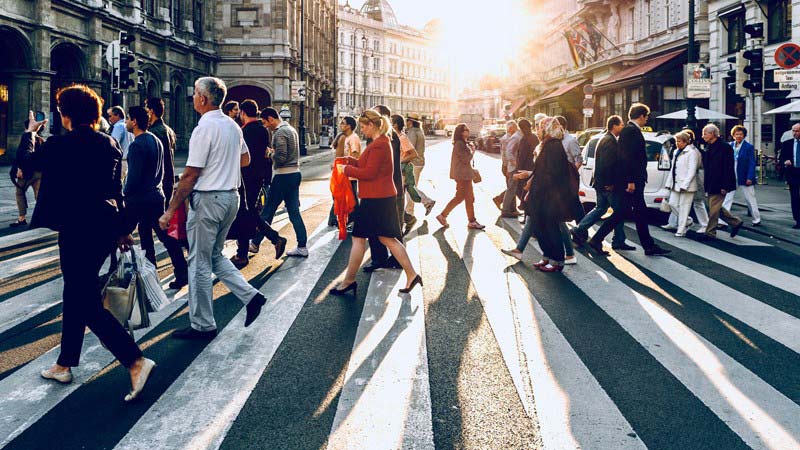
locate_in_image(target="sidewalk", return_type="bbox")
[173,144,334,169]
[728,178,799,245]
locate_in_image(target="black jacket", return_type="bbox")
[779,138,800,183]
[593,132,621,189]
[29,126,128,234]
[11,132,43,187]
[704,138,737,195]
[241,120,272,183]
[526,139,578,222]
[148,119,176,195]
[618,122,648,185]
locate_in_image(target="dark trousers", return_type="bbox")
[57,230,143,368]
[790,180,800,224]
[532,216,564,263]
[369,192,404,264]
[237,176,278,258]
[130,201,189,283]
[592,184,654,249]
[255,172,307,247]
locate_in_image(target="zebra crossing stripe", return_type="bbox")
[454,219,646,449]
[626,224,800,298]
[113,222,340,450]
[0,228,55,252]
[598,235,800,354]
[327,234,434,450]
[515,226,800,449]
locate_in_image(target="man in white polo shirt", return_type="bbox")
[159,76,267,340]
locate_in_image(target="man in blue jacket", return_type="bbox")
[722,125,761,226]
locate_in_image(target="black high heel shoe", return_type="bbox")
[330,281,357,296]
[399,275,423,294]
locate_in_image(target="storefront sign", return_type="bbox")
[685,64,711,99]
[774,69,800,83]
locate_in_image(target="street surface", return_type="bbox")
[0,137,798,450]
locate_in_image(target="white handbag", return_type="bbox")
[102,248,151,334]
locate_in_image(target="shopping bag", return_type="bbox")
[167,201,188,241]
[102,248,151,333]
[133,248,171,312]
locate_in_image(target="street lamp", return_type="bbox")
[299,0,307,155]
[686,0,697,134]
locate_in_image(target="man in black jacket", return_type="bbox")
[589,104,670,256]
[232,100,285,268]
[779,123,800,228]
[572,115,631,250]
[703,124,743,238]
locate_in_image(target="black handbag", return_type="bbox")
[226,183,260,240]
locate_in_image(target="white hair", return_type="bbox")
[702,123,720,137]
[534,113,547,125]
[195,77,227,107]
[506,120,517,128]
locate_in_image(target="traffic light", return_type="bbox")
[744,23,764,40]
[743,48,763,93]
[120,31,134,47]
[119,51,135,89]
[726,51,747,97]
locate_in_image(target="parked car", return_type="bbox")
[478,126,506,153]
[578,131,675,211]
[576,127,605,148]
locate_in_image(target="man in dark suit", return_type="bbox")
[572,115,631,251]
[703,124,743,238]
[779,123,800,228]
[591,104,670,256]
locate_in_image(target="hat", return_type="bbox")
[406,112,422,122]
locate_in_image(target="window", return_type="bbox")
[172,0,182,28]
[373,58,379,71]
[193,1,203,38]
[662,86,684,100]
[373,40,379,52]
[141,0,154,15]
[768,0,792,44]
[725,11,745,53]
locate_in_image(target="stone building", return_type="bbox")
[0,0,336,160]
[337,0,451,128]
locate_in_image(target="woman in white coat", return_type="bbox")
[667,131,702,237]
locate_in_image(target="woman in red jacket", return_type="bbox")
[330,110,422,295]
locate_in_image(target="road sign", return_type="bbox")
[780,82,800,91]
[583,85,593,96]
[582,98,593,108]
[279,105,292,120]
[291,81,306,102]
[774,69,800,82]
[583,108,593,117]
[775,43,800,69]
[105,40,120,68]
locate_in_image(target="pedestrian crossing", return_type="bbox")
[0,155,799,449]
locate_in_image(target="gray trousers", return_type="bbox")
[501,174,519,214]
[187,190,260,331]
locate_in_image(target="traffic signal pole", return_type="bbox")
[686,0,697,134]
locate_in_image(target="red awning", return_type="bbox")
[537,78,587,103]
[506,97,527,116]
[595,49,685,88]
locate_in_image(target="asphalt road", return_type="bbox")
[0,137,798,450]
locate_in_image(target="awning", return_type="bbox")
[657,107,737,120]
[595,49,685,88]
[537,79,587,103]
[506,97,527,116]
[764,99,800,115]
[527,88,557,108]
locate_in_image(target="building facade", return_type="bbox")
[0,0,336,160]
[337,0,451,128]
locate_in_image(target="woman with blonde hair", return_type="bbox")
[436,123,485,230]
[666,130,702,237]
[330,110,422,295]
[525,117,578,272]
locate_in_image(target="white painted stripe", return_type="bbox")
[113,222,341,450]
[628,224,800,298]
[0,246,60,283]
[505,221,800,450]
[598,233,800,354]
[327,235,434,450]
[710,230,771,247]
[452,218,647,450]
[0,228,55,251]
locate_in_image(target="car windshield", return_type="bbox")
[578,130,601,147]
[646,138,676,161]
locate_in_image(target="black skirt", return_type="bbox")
[351,196,402,240]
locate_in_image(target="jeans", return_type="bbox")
[187,191,261,331]
[237,176,279,258]
[253,172,307,248]
[516,215,535,252]
[57,229,143,368]
[558,223,575,257]
[575,188,626,246]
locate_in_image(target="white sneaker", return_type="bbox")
[564,256,577,265]
[685,217,694,228]
[674,232,686,238]
[660,224,677,231]
[286,247,309,257]
[41,367,73,384]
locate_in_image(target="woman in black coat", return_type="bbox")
[27,85,155,401]
[526,118,577,272]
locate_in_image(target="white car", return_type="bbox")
[578,131,675,211]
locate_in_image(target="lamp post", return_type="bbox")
[298,0,307,155]
[686,0,697,134]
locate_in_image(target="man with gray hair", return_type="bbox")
[702,123,743,239]
[493,119,522,216]
[159,76,267,340]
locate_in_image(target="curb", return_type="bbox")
[299,148,334,166]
